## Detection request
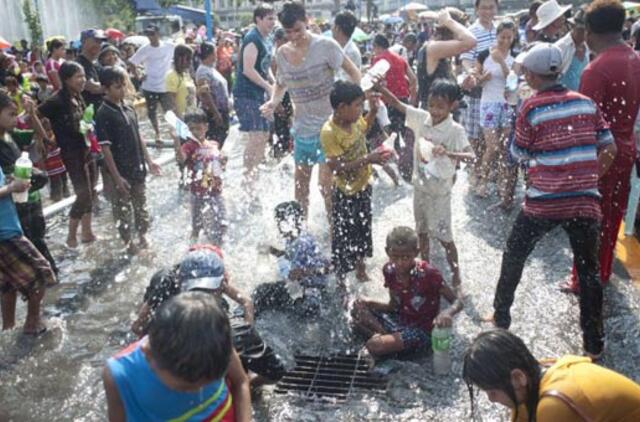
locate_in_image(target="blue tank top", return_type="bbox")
[107,340,233,421]
[233,27,272,101]
[560,54,588,92]
[0,164,23,241]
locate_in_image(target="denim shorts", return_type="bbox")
[480,101,514,130]
[234,96,270,132]
[293,132,326,166]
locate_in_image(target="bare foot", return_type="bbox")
[481,312,497,325]
[138,236,149,250]
[23,322,47,336]
[559,277,579,295]
[66,237,78,248]
[126,242,140,256]
[81,234,97,244]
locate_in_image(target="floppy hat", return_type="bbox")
[533,0,572,31]
[178,249,225,292]
[520,42,563,76]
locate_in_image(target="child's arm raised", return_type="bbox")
[364,91,380,132]
[226,349,252,422]
[433,283,464,328]
[375,84,407,114]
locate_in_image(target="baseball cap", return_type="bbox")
[178,249,225,291]
[80,29,107,43]
[144,24,160,35]
[521,42,563,76]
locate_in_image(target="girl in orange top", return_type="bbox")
[463,329,640,422]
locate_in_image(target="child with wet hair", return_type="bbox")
[352,226,462,358]
[253,200,331,317]
[378,78,474,288]
[103,292,251,421]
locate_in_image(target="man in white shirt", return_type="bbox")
[129,25,175,144]
[332,10,362,82]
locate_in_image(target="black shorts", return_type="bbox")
[331,185,373,276]
[230,317,286,381]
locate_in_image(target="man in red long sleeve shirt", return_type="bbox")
[564,0,640,293]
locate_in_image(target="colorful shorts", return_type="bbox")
[373,310,431,350]
[480,101,514,130]
[293,132,326,166]
[0,235,57,297]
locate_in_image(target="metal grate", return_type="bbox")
[274,353,388,402]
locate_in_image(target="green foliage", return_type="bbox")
[22,0,43,45]
[91,0,136,30]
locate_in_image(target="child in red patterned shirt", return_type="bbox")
[352,226,463,358]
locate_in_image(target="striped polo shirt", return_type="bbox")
[511,85,614,220]
[460,20,497,63]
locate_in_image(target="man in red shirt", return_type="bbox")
[565,0,640,293]
[371,34,417,181]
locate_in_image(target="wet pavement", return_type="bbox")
[0,124,639,421]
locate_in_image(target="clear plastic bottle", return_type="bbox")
[12,151,32,203]
[361,59,391,91]
[431,326,452,375]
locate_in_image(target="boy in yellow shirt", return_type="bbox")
[320,80,391,283]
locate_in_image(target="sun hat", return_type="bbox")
[533,0,572,31]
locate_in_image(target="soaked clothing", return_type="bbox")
[233,27,272,102]
[372,310,431,350]
[382,260,443,333]
[416,44,453,108]
[107,339,235,422]
[0,235,56,297]
[372,50,410,100]
[0,166,22,240]
[140,267,286,381]
[76,54,103,109]
[513,356,640,422]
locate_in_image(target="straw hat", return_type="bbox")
[533,0,572,31]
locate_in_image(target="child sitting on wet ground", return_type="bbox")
[378,78,474,288]
[320,80,391,283]
[173,110,227,245]
[131,245,286,386]
[352,226,463,358]
[253,201,331,317]
[103,292,251,421]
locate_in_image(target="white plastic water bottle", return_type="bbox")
[12,152,32,203]
[432,326,452,375]
[506,71,518,92]
[361,59,391,91]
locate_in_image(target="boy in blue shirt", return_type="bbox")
[254,201,331,317]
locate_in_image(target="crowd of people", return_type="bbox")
[2,0,640,420]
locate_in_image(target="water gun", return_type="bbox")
[79,104,101,154]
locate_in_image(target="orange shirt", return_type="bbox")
[513,356,640,422]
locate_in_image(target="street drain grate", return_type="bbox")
[274,353,388,402]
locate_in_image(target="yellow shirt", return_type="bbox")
[165,70,196,117]
[320,116,371,195]
[513,356,640,422]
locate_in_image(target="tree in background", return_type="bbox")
[22,0,43,45]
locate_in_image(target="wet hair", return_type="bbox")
[496,19,519,50]
[278,2,306,29]
[0,89,16,112]
[372,33,390,49]
[273,27,286,42]
[253,3,275,23]
[334,10,358,38]
[586,0,626,35]
[429,78,462,103]
[99,66,126,88]
[434,9,468,40]
[386,226,419,251]
[275,200,304,223]
[173,44,193,74]
[529,0,543,17]
[475,0,499,8]
[184,110,209,125]
[403,32,418,46]
[47,38,65,54]
[148,292,232,383]
[200,41,216,61]
[58,61,84,94]
[463,329,542,422]
[329,80,364,110]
